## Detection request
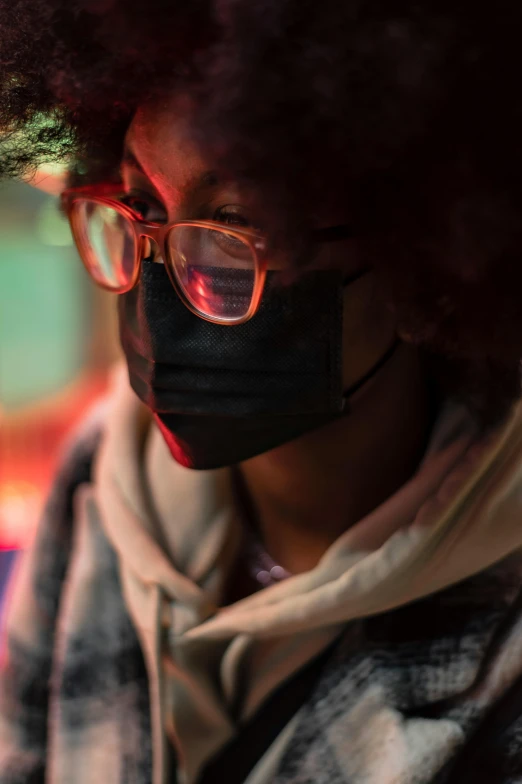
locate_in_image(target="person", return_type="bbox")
[2,1,522,782]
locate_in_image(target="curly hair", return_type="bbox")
[1,0,522,425]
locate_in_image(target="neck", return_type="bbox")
[237,342,436,575]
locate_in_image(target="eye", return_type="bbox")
[121,190,167,222]
[213,205,252,229]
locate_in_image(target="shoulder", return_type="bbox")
[3,398,109,644]
[0,397,152,784]
[50,398,108,509]
[275,557,522,784]
[33,399,108,602]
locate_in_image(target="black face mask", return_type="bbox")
[119,259,398,470]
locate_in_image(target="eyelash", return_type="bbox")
[122,190,253,230]
[213,205,251,228]
[120,191,162,221]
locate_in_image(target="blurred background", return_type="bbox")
[0,174,120,617]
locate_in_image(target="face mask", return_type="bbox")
[119,259,398,469]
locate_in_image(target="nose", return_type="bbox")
[141,236,164,264]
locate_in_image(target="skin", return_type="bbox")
[122,97,436,588]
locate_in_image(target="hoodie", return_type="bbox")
[94,366,522,784]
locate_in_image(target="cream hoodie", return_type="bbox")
[94,366,522,784]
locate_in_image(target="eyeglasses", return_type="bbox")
[61,184,354,326]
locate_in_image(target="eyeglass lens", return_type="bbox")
[73,200,138,290]
[167,224,255,321]
[72,200,257,321]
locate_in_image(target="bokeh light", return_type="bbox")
[0,179,119,567]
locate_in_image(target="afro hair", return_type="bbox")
[2,0,522,424]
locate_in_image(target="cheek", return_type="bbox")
[341,279,396,388]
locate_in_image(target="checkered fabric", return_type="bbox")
[2,416,522,784]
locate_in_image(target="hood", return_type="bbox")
[94,364,522,784]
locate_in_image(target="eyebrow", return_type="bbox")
[120,147,220,192]
[120,148,146,175]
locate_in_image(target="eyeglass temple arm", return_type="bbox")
[310,224,354,243]
[308,224,371,285]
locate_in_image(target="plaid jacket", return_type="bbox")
[2,417,522,784]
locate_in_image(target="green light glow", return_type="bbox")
[0,183,90,411]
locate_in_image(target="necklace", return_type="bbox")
[245,535,293,587]
[231,466,293,588]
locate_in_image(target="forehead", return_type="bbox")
[124,96,211,201]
